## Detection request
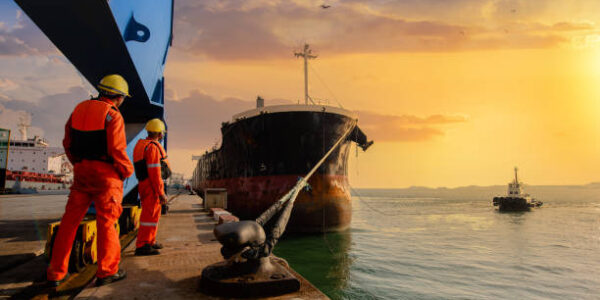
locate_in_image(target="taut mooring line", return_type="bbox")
[253,119,358,254]
[256,119,358,225]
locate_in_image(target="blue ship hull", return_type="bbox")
[15,0,174,200]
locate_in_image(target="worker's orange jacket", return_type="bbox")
[48,97,133,281]
[63,97,134,189]
[133,139,168,196]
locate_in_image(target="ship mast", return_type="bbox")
[294,43,317,105]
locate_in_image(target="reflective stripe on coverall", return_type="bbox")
[47,97,134,281]
[134,139,168,248]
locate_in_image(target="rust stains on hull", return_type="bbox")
[199,174,351,233]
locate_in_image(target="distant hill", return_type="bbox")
[355,184,600,202]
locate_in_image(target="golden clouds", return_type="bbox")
[173,0,598,60]
[359,112,468,142]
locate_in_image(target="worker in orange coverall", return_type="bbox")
[133,118,171,256]
[46,74,133,287]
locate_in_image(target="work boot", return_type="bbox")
[135,244,160,256]
[45,273,69,288]
[95,269,127,286]
[151,242,164,249]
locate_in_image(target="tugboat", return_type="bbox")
[493,167,542,211]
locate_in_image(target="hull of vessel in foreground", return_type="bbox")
[192,105,372,232]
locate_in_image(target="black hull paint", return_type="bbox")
[191,110,370,232]
[493,196,543,212]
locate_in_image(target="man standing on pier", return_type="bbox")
[47,74,133,287]
[133,118,170,256]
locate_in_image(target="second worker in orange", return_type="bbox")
[134,119,171,256]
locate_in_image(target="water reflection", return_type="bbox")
[497,210,528,225]
[274,230,352,299]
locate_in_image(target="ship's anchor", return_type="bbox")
[200,121,359,298]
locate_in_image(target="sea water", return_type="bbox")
[274,187,600,299]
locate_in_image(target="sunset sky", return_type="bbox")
[1,0,600,188]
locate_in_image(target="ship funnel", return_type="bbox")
[256,96,264,108]
[17,113,31,141]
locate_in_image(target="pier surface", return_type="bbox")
[0,193,66,298]
[0,193,327,299]
[0,194,66,269]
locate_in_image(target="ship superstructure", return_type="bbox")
[6,137,68,174]
[493,167,542,211]
[0,117,73,191]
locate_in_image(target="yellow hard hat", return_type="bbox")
[97,74,131,97]
[146,118,166,133]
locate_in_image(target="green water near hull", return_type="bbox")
[274,232,352,299]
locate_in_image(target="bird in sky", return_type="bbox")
[321,4,331,9]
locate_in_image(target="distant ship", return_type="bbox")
[191,45,373,232]
[0,117,72,193]
[493,167,542,211]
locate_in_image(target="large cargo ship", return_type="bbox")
[191,45,372,232]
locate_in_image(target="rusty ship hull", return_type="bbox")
[191,105,371,232]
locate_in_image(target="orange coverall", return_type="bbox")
[47,97,133,281]
[133,139,168,248]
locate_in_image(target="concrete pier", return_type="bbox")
[0,193,327,299]
[0,194,66,269]
[0,194,66,298]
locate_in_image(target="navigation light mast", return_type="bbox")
[294,44,317,105]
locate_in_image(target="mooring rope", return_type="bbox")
[167,190,183,204]
[303,119,358,188]
[321,112,336,255]
[254,119,358,255]
[349,186,398,217]
[256,119,358,224]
